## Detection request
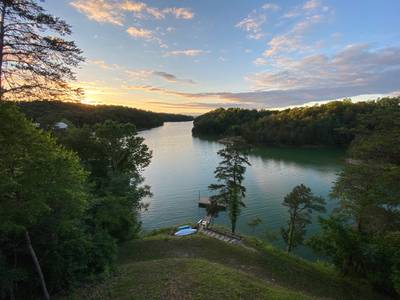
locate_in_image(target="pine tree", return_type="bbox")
[281,184,325,252]
[0,0,83,101]
[209,137,250,233]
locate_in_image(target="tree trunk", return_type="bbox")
[25,231,50,300]
[287,219,294,253]
[231,222,236,234]
[0,2,6,100]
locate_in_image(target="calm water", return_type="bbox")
[139,121,345,259]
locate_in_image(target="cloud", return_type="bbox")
[236,11,267,40]
[163,7,194,20]
[263,34,302,57]
[249,44,400,92]
[145,101,258,111]
[152,71,196,84]
[124,69,154,80]
[121,2,194,19]
[89,59,121,70]
[128,84,400,110]
[70,0,124,25]
[291,14,323,34]
[126,85,239,101]
[262,3,280,11]
[127,45,400,108]
[303,0,321,10]
[125,26,168,47]
[70,0,194,25]
[262,2,331,57]
[124,69,195,84]
[253,57,268,66]
[126,26,153,39]
[218,56,227,62]
[119,1,146,13]
[166,49,209,57]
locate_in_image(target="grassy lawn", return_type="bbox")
[63,231,390,300]
[64,258,311,300]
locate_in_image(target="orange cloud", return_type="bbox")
[126,26,153,39]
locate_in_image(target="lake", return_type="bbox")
[139,121,345,259]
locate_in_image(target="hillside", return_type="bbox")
[62,231,389,300]
[17,101,193,130]
[192,97,399,147]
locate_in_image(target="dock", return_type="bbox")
[198,197,226,209]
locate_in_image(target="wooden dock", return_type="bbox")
[198,197,226,209]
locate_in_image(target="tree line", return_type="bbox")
[192,98,398,147]
[17,101,193,131]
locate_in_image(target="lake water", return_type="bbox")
[139,121,345,259]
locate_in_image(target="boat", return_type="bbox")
[174,225,197,236]
[177,225,192,230]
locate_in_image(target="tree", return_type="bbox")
[281,184,325,252]
[309,100,400,295]
[0,103,88,299]
[331,98,400,234]
[209,137,250,234]
[58,120,153,242]
[248,217,262,234]
[0,0,84,101]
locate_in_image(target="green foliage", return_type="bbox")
[193,108,262,136]
[209,138,251,233]
[0,104,87,234]
[310,97,400,296]
[17,100,193,130]
[281,184,325,252]
[193,98,400,146]
[308,216,365,274]
[0,103,116,298]
[58,120,152,243]
[0,104,153,298]
[87,195,141,242]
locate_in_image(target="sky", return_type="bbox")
[43,0,400,114]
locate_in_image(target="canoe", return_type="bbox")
[174,228,197,236]
[177,225,192,230]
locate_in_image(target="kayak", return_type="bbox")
[174,228,197,236]
[177,225,192,230]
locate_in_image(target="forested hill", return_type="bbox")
[192,97,400,147]
[17,101,193,130]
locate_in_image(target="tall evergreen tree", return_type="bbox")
[209,138,250,234]
[281,184,325,252]
[0,0,83,101]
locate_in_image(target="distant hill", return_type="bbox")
[192,97,400,147]
[17,101,193,130]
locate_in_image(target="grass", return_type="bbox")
[62,231,390,300]
[64,258,311,300]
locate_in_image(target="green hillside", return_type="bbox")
[62,232,388,300]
